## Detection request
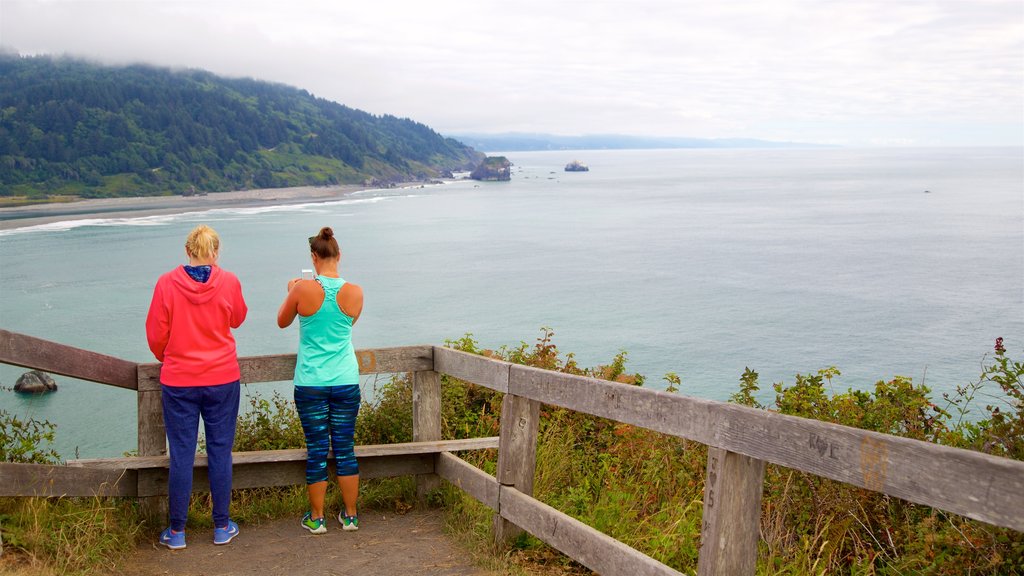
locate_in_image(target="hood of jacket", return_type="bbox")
[170,265,226,304]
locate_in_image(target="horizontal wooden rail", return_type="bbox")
[67,438,499,469]
[500,487,684,576]
[436,452,499,509]
[0,462,138,497]
[136,346,435,391]
[5,438,498,498]
[434,346,510,393]
[436,453,684,576]
[0,329,138,389]
[436,347,1024,532]
[0,330,435,391]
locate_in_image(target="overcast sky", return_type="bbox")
[2,0,1022,146]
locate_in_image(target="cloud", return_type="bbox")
[2,0,1021,145]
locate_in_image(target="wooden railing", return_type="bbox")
[1,329,1022,576]
[0,330,466,514]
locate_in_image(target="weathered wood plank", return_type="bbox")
[239,354,296,384]
[413,371,442,443]
[0,462,137,497]
[136,455,435,496]
[500,487,685,576]
[140,347,434,390]
[0,329,138,389]
[494,393,541,544]
[697,447,766,576]
[359,454,434,480]
[436,453,499,510]
[68,438,501,470]
[354,346,434,374]
[136,371,167,521]
[433,346,510,393]
[137,388,165,457]
[509,364,1024,531]
[495,395,540,493]
[137,364,162,392]
[414,370,442,501]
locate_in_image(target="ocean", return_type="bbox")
[1,147,1021,459]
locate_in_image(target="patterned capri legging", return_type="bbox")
[293,384,361,483]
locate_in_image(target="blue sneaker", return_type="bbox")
[213,520,239,545]
[159,527,186,550]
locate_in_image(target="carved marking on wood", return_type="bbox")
[705,455,718,516]
[859,436,889,491]
[809,433,841,460]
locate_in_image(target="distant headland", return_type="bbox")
[0,55,483,201]
[447,132,830,152]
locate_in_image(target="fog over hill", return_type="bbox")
[0,55,483,198]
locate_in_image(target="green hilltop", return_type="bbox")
[0,55,484,198]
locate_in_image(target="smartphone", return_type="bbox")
[301,269,314,280]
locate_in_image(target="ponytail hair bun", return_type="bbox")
[309,226,340,259]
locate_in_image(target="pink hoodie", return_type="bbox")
[145,265,247,387]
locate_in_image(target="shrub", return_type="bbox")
[0,387,60,465]
[231,387,305,451]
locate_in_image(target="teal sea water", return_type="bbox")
[1,147,1022,459]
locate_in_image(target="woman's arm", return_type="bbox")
[145,279,169,361]
[230,274,248,329]
[276,278,303,328]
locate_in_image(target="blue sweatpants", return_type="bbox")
[161,380,240,531]
[294,384,361,483]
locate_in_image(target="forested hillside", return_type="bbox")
[0,55,483,198]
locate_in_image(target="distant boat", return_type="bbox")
[564,160,589,172]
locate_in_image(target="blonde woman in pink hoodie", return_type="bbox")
[146,224,247,550]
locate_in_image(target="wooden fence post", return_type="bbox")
[413,370,442,503]
[697,446,766,576]
[137,369,167,523]
[493,393,540,547]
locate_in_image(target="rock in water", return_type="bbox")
[470,156,511,181]
[14,370,58,394]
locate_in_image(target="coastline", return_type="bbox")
[0,184,375,231]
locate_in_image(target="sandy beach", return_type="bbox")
[0,184,376,231]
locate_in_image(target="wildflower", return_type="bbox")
[995,337,1005,354]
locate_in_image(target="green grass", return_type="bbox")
[0,195,80,206]
[257,147,364,185]
[0,496,146,576]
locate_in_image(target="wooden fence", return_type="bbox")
[1,329,1022,576]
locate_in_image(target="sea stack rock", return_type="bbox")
[14,370,58,394]
[564,160,589,172]
[470,156,511,181]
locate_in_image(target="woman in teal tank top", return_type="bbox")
[277,226,364,534]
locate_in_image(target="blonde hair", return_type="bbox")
[185,225,220,261]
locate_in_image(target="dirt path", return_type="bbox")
[119,508,494,576]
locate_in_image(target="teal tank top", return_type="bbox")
[295,276,359,386]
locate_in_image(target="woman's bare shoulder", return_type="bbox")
[296,278,325,299]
